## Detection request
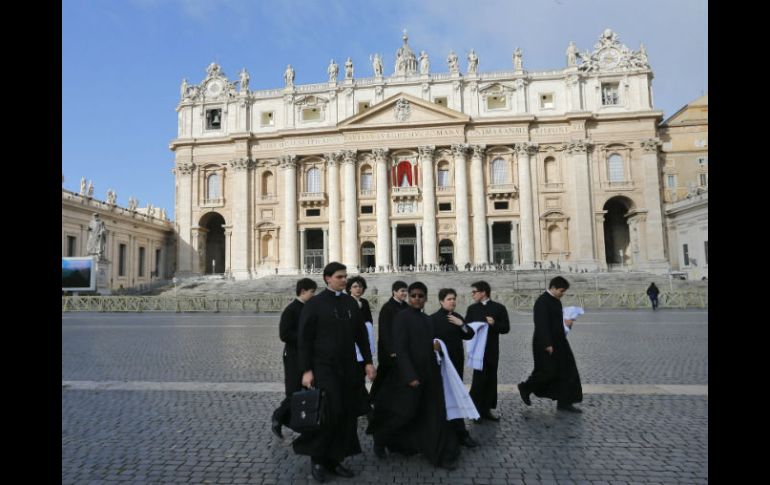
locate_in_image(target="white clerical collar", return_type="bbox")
[296,297,305,304]
[547,289,557,298]
[481,298,490,306]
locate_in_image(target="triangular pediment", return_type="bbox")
[338,93,469,128]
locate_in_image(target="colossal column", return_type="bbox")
[325,152,341,262]
[566,139,598,270]
[373,148,391,269]
[639,138,669,271]
[418,145,438,267]
[279,155,298,273]
[452,144,471,269]
[515,142,538,268]
[341,150,359,271]
[469,144,489,264]
[175,162,195,275]
[229,158,253,279]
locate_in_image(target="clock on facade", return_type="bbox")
[598,48,620,69]
[206,80,224,97]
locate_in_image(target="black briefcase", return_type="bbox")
[289,388,326,433]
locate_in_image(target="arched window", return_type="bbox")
[608,153,624,182]
[262,171,274,195]
[207,173,221,199]
[396,160,413,187]
[306,167,321,193]
[544,157,558,183]
[360,164,373,191]
[491,158,508,185]
[437,161,450,187]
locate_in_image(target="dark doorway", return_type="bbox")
[304,229,324,271]
[396,225,416,267]
[603,197,632,266]
[492,222,513,264]
[201,212,226,274]
[439,239,454,266]
[361,242,376,269]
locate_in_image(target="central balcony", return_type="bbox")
[391,185,420,202]
[487,184,518,200]
[299,192,326,207]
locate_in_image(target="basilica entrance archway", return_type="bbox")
[603,196,634,267]
[360,242,375,270]
[199,212,226,274]
[438,239,454,267]
[396,225,416,267]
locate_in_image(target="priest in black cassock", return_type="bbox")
[518,276,583,413]
[271,278,318,439]
[294,263,376,483]
[430,288,478,448]
[372,282,460,470]
[366,281,408,435]
[465,280,511,421]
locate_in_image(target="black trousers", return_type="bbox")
[273,349,301,426]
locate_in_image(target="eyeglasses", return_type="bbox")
[409,293,426,299]
[470,290,479,294]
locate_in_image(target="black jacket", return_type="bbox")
[430,308,474,379]
[464,300,510,368]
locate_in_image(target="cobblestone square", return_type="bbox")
[62,310,707,484]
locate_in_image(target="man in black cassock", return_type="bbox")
[465,280,510,421]
[371,282,460,470]
[271,278,318,438]
[294,262,376,483]
[430,288,478,448]
[518,276,583,413]
[366,280,408,435]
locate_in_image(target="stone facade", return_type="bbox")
[659,94,708,203]
[170,30,671,277]
[62,188,175,290]
[664,192,708,280]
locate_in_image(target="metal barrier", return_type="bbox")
[63,290,706,313]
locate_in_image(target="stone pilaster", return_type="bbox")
[174,162,195,275]
[229,158,253,279]
[638,138,669,272]
[566,139,598,270]
[515,143,538,268]
[279,155,298,273]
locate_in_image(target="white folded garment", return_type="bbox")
[434,338,480,421]
[465,321,489,371]
[355,321,376,362]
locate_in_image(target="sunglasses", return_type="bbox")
[409,293,426,299]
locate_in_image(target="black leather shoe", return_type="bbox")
[271,416,283,439]
[517,382,532,406]
[480,411,500,421]
[438,458,458,470]
[311,463,327,483]
[330,464,355,478]
[373,441,386,459]
[557,404,583,413]
[459,435,479,448]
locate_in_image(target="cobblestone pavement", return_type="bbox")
[62,310,707,484]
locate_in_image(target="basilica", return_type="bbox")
[170,29,671,278]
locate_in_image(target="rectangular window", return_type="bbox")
[437,170,449,187]
[699,173,708,186]
[66,236,77,257]
[205,108,222,130]
[138,247,146,277]
[667,175,676,188]
[361,173,373,191]
[155,249,161,278]
[306,209,320,217]
[118,244,126,276]
[301,108,321,121]
[697,156,708,166]
[260,111,274,126]
[493,201,509,210]
[434,97,447,107]
[438,202,452,212]
[704,241,708,265]
[357,101,370,113]
[361,205,373,214]
[601,83,619,105]
[683,244,689,266]
[486,95,506,110]
[540,93,554,109]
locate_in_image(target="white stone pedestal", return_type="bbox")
[95,259,112,295]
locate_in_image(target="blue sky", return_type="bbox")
[62,0,707,221]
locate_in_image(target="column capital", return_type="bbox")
[565,139,594,154]
[279,154,297,169]
[418,145,436,159]
[469,144,486,160]
[324,152,339,167]
[228,158,254,171]
[372,148,390,162]
[340,149,357,165]
[515,142,539,156]
[175,162,195,175]
[640,138,662,152]
[451,144,469,158]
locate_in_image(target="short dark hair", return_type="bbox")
[392,280,408,293]
[549,276,570,290]
[438,288,456,301]
[323,262,347,284]
[407,282,428,295]
[346,276,367,294]
[296,278,318,296]
[471,280,491,297]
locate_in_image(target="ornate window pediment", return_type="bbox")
[296,95,329,107]
[478,82,516,99]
